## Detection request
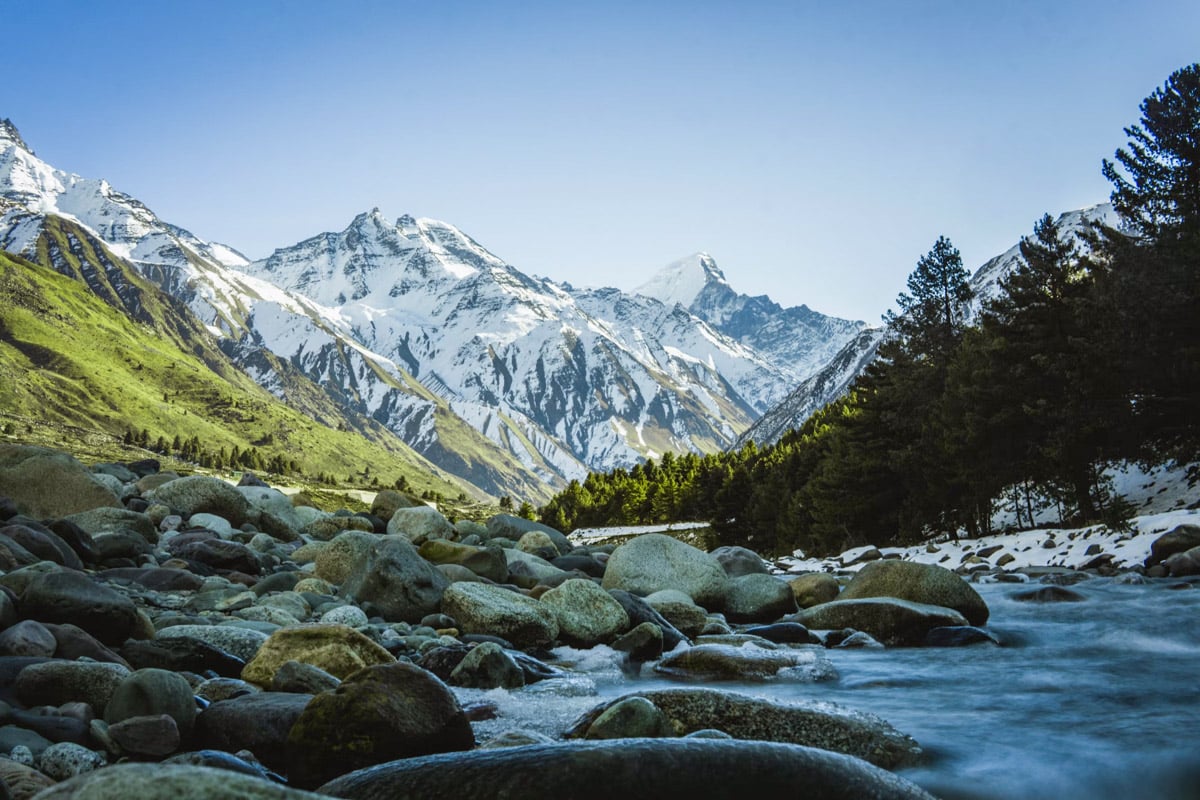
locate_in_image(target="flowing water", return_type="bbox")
[458,577,1200,800]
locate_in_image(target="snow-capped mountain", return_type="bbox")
[736,204,1117,447]
[635,252,867,407]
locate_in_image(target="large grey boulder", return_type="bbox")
[485,515,572,555]
[21,571,142,645]
[798,598,968,646]
[565,688,922,769]
[788,573,841,608]
[655,643,836,683]
[1163,545,1200,577]
[317,738,935,800]
[341,536,450,623]
[33,762,332,799]
[146,475,250,525]
[723,574,798,623]
[838,560,989,625]
[386,506,455,544]
[711,546,769,577]
[540,578,630,647]
[195,692,312,772]
[441,583,559,648]
[0,445,121,518]
[602,534,729,609]
[1147,525,1200,568]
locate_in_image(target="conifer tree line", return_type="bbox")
[540,64,1200,556]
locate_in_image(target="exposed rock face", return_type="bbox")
[838,560,989,625]
[601,534,729,609]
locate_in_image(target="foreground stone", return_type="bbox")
[317,739,935,800]
[32,762,333,799]
[0,444,121,518]
[285,662,473,788]
[440,583,558,649]
[838,560,989,625]
[565,688,922,769]
[241,624,395,685]
[655,643,837,682]
[797,598,969,646]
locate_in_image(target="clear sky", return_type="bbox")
[6,0,1197,322]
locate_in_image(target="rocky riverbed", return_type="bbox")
[0,443,1196,798]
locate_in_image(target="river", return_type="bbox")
[457,576,1200,800]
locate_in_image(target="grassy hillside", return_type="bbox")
[0,247,473,499]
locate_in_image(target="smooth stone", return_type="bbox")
[448,642,525,690]
[1146,524,1200,568]
[119,636,245,677]
[370,490,419,521]
[318,605,369,628]
[741,622,818,645]
[838,560,989,625]
[0,756,55,797]
[271,660,341,694]
[31,763,331,799]
[15,660,130,711]
[0,724,53,758]
[194,677,260,704]
[723,574,798,623]
[502,548,569,583]
[418,539,508,583]
[108,713,181,757]
[602,534,729,609]
[317,738,935,799]
[485,515,572,555]
[540,578,630,647]
[644,590,709,638]
[385,506,454,544]
[163,748,279,781]
[797,598,969,647]
[312,531,374,585]
[565,688,923,769]
[1012,586,1087,602]
[340,537,449,624]
[20,571,141,645]
[1163,545,1200,577]
[611,621,665,662]
[104,668,196,737]
[242,624,395,685]
[0,620,57,658]
[584,696,673,739]
[285,662,474,789]
[441,583,559,649]
[787,573,841,608]
[195,692,312,772]
[516,530,556,557]
[1,524,82,570]
[655,643,837,682]
[0,445,121,518]
[478,730,556,749]
[146,475,250,525]
[156,624,268,662]
[924,626,1000,647]
[712,546,769,577]
[607,589,689,650]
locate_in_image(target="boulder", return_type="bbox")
[655,642,837,682]
[31,763,331,800]
[788,573,841,608]
[1146,524,1200,568]
[485,515,571,555]
[370,489,418,521]
[386,505,454,544]
[20,571,142,645]
[36,741,106,780]
[448,641,525,689]
[566,688,922,769]
[313,531,377,585]
[108,713,182,757]
[711,546,769,577]
[317,738,935,800]
[156,624,269,662]
[797,598,969,647]
[607,589,688,651]
[146,475,250,525]
[1,524,83,569]
[838,560,989,625]
[242,624,395,685]
[0,444,121,518]
[441,583,559,649]
[1163,545,1200,577]
[15,660,130,712]
[611,621,665,662]
[272,660,342,694]
[63,508,154,540]
[341,536,449,623]
[418,539,508,583]
[585,696,673,739]
[104,668,197,738]
[285,662,474,789]
[195,692,312,772]
[0,619,58,658]
[602,534,728,609]
[645,590,709,638]
[540,578,630,647]
[1012,586,1087,602]
[723,574,798,623]
[0,756,56,797]
[119,636,245,678]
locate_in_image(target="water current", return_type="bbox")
[457,577,1200,800]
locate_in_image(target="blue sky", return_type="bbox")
[7,1,1198,321]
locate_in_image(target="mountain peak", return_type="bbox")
[634,252,729,308]
[0,119,33,155]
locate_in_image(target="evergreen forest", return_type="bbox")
[540,64,1200,557]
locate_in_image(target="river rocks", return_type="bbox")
[838,560,989,625]
[33,763,332,800]
[318,738,936,800]
[448,641,525,689]
[340,536,449,623]
[585,695,673,739]
[602,534,729,609]
[924,626,1000,647]
[567,688,922,769]
[485,515,571,555]
[108,713,181,757]
[540,578,630,647]
[156,624,269,662]
[788,572,842,608]
[645,590,709,638]
[0,619,57,657]
[242,624,396,685]
[272,660,342,694]
[0,756,56,797]
[386,506,454,544]
[195,691,312,771]
[656,642,837,682]
[1013,586,1087,602]
[1163,545,1200,577]
[612,621,665,662]
[20,570,142,646]
[797,598,969,646]
[37,741,106,780]
[0,444,122,518]
[285,662,474,788]
[441,583,559,648]
[418,539,508,583]
[145,475,250,526]
[606,589,689,651]
[723,573,798,623]
[104,667,197,741]
[712,545,769,577]
[1146,524,1200,568]
[15,660,130,710]
[120,635,245,677]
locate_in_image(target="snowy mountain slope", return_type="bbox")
[737,204,1116,446]
[0,120,560,500]
[635,252,867,405]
